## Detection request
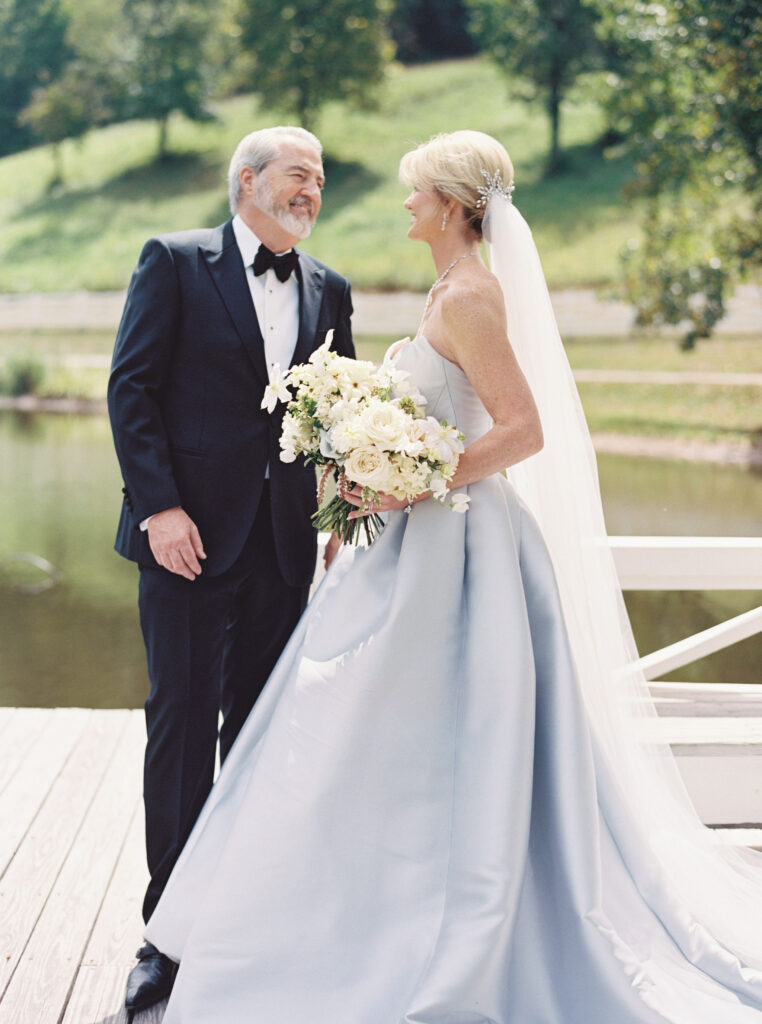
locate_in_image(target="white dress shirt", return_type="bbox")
[231,213,300,377]
[141,215,300,529]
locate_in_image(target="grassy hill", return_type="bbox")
[0,58,638,294]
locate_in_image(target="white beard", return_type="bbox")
[253,178,314,240]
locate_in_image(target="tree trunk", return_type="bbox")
[297,86,313,133]
[158,116,169,160]
[547,62,563,175]
[49,142,64,189]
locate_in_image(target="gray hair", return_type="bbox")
[228,126,323,214]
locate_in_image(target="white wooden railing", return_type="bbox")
[316,532,761,824]
[610,537,762,681]
[316,534,762,683]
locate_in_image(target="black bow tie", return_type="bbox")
[253,244,299,283]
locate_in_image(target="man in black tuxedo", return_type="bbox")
[108,125,354,1012]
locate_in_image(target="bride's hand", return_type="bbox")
[341,484,411,519]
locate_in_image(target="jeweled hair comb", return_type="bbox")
[475,168,515,209]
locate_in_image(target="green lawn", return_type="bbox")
[569,338,762,446]
[358,334,762,374]
[577,382,761,446]
[0,329,115,359]
[3,329,760,371]
[0,59,639,294]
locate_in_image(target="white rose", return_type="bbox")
[358,402,412,452]
[344,446,393,492]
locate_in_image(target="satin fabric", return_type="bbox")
[146,336,762,1022]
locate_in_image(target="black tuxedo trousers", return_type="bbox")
[108,220,354,922]
[138,484,309,922]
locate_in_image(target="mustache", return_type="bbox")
[290,198,314,217]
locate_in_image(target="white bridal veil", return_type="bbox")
[483,194,762,974]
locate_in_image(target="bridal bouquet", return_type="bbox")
[261,332,469,544]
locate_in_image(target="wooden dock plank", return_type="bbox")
[0,708,92,877]
[0,708,17,745]
[0,710,130,1000]
[81,795,147,969]
[0,711,144,1023]
[0,707,55,797]
[64,713,169,1024]
[62,801,147,1023]
[1,697,762,1022]
[64,963,168,1024]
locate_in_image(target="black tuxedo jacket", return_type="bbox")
[108,219,354,586]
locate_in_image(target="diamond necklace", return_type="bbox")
[423,252,473,312]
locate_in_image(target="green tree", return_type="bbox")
[467,0,601,173]
[19,61,112,186]
[0,0,70,156]
[118,0,217,158]
[239,0,394,131]
[389,0,477,63]
[596,0,762,346]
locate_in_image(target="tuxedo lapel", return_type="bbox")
[291,253,326,368]
[201,221,269,386]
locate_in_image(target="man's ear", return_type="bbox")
[239,165,257,198]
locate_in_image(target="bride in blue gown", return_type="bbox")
[145,131,762,1022]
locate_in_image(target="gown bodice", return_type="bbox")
[394,335,493,445]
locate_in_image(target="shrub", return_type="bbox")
[2,357,46,396]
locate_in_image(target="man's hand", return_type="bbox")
[323,531,342,571]
[147,507,206,580]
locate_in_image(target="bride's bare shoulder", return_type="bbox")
[385,336,412,361]
[440,266,506,337]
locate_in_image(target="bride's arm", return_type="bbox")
[443,277,543,488]
[344,279,542,517]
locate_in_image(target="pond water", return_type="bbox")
[1,410,760,708]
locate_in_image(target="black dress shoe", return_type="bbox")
[125,941,178,1013]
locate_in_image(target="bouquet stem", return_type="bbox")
[312,493,385,546]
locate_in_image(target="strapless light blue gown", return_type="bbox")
[146,336,762,1022]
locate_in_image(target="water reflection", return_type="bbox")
[0,411,144,707]
[597,453,762,537]
[1,411,760,707]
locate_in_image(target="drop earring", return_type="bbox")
[441,211,448,231]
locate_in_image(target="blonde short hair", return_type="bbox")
[399,130,514,237]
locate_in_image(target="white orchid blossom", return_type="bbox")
[261,363,292,413]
